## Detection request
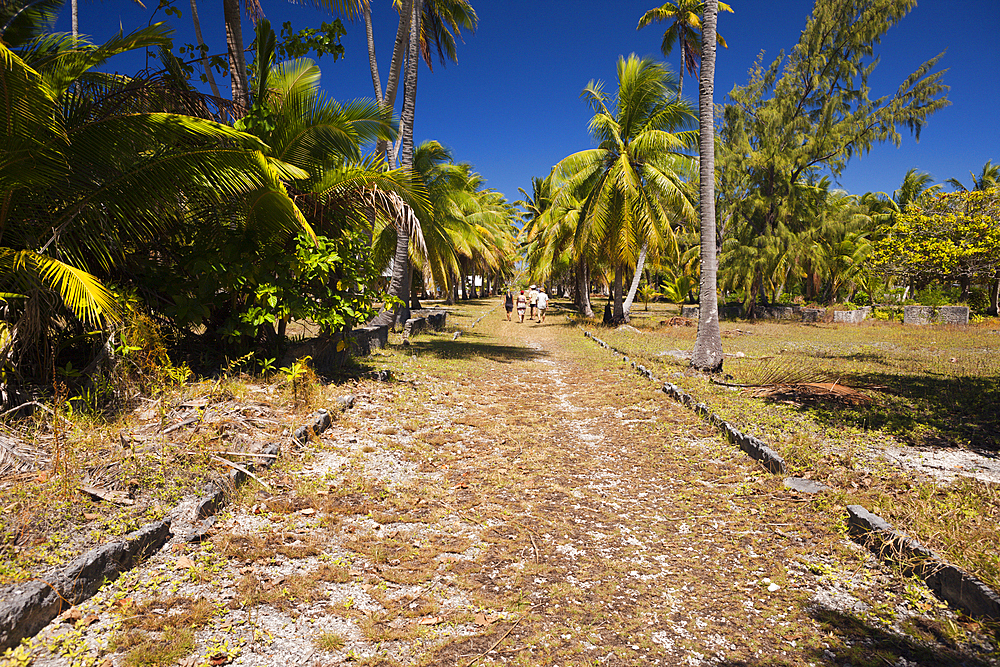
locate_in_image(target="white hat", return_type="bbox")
[530,284,535,289]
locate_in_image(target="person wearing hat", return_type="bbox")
[528,284,539,321]
[536,286,549,322]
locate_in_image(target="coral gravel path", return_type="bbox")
[23,303,997,667]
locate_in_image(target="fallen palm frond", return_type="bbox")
[0,430,45,477]
[747,381,872,406]
[727,354,837,387]
[722,355,871,405]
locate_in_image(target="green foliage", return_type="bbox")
[277,20,346,61]
[280,356,312,403]
[872,188,1000,283]
[717,0,949,310]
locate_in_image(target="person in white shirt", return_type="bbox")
[536,287,549,322]
[528,285,538,321]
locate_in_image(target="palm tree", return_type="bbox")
[1,27,319,389]
[894,168,942,208]
[221,0,358,106]
[689,0,722,371]
[555,55,697,324]
[636,0,732,98]
[947,160,999,192]
[363,0,478,326]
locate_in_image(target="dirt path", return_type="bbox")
[24,304,998,667]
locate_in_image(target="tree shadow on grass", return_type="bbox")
[805,370,1000,454]
[716,607,995,667]
[404,331,549,364]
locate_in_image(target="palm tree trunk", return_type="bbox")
[365,0,412,163]
[189,0,223,101]
[622,241,647,316]
[576,257,594,317]
[72,0,78,39]
[375,0,421,328]
[445,271,457,305]
[394,0,420,169]
[223,0,249,107]
[368,229,411,329]
[612,264,626,323]
[410,267,421,309]
[690,0,723,373]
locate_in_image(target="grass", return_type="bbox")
[0,366,344,585]
[314,631,346,652]
[585,302,1000,594]
[9,297,1000,667]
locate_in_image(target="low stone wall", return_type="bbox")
[350,325,389,355]
[939,305,970,325]
[582,329,786,475]
[903,305,970,325]
[833,306,871,324]
[403,317,426,340]
[401,308,448,343]
[281,334,349,375]
[679,304,743,320]
[0,405,349,651]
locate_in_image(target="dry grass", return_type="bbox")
[589,311,1000,595]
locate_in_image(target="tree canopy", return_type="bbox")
[718,0,949,312]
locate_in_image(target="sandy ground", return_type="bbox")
[21,305,998,667]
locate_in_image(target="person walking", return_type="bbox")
[503,290,514,321]
[536,286,550,322]
[528,285,539,321]
[515,290,527,323]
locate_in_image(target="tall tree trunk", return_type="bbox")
[375,0,421,328]
[611,264,627,324]
[989,270,1000,317]
[577,260,594,317]
[365,0,412,164]
[622,242,647,316]
[690,0,724,373]
[445,272,457,305]
[394,0,420,168]
[369,233,412,329]
[71,0,78,39]
[410,268,421,310]
[190,0,223,101]
[223,0,248,107]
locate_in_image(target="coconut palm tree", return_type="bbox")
[367,0,477,326]
[554,55,697,324]
[947,160,999,192]
[689,0,722,371]
[636,0,732,98]
[1,27,317,389]
[894,168,942,208]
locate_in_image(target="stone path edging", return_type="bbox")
[454,303,502,340]
[581,327,1000,622]
[0,400,353,652]
[581,329,786,474]
[848,506,1000,620]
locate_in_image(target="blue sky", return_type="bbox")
[56,0,999,204]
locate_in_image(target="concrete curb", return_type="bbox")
[582,329,786,475]
[847,506,1000,620]
[0,402,350,651]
